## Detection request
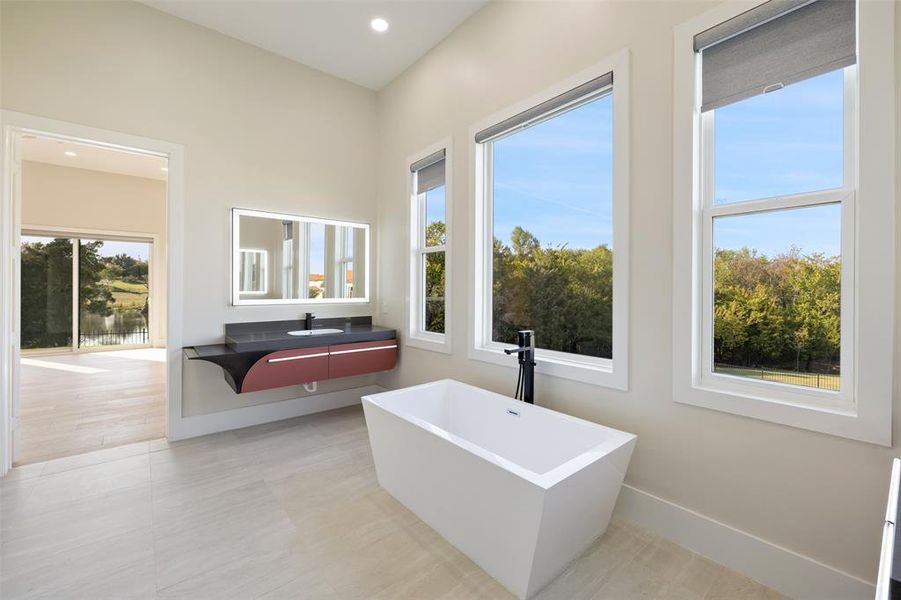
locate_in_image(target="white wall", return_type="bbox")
[21,160,168,346]
[1,1,380,416]
[373,0,901,585]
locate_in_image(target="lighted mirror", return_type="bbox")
[232,208,369,305]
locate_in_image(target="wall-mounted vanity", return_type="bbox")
[184,208,392,393]
[232,208,369,305]
[184,316,396,394]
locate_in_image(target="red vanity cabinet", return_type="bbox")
[328,339,398,379]
[237,339,397,393]
[241,346,330,393]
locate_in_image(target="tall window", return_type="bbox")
[409,147,449,351]
[674,0,895,444]
[472,53,630,389]
[698,0,855,396]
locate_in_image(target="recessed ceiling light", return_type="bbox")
[64,151,77,157]
[161,167,168,172]
[370,17,389,33]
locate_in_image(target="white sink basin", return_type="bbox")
[286,328,344,336]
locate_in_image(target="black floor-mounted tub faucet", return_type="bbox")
[504,330,536,404]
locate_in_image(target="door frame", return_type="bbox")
[0,111,185,475]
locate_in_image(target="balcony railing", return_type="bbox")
[79,329,149,347]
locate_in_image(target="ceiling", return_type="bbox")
[22,136,169,181]
[141,1,486,90]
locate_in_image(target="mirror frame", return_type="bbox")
[231,208,371,306]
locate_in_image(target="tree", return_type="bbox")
[19,239,114,349]
[79,241,114,318]
[20,239,73,348]
[712,247,840,373]
[492,227,613,359]
[424,221,447,333]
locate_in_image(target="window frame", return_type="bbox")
[469,50,630,389]
[673,0,895,445]
[407,139,452,354]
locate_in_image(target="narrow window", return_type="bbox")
[697,0,855,396]
[472,53,630,389]
[408,147,450,352]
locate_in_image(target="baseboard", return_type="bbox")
[169,384,385,440]
[614,484,874,600]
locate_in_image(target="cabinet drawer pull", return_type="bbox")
[330,344,397,356]
[268,352,330,363]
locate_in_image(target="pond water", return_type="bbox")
[79,310,149,347]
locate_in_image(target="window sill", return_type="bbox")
[406,333,452,355]
[469,344,627,390]
[674,377,889,446]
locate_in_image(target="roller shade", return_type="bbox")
[696,0,856,112]
[412,149,446,194]
[474,72,613,144]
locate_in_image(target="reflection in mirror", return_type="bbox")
[239,250,267,294]
[233,209,368,304]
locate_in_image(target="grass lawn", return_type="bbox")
[107,279,148,310]
[714,364,840,391]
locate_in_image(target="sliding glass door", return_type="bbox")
[79,238,151,347]
[20,232,152,352]
[20,236,74,351]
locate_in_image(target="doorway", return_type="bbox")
[13,134,168,465]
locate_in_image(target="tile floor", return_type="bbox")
[16,348,166,465]
[0,405,787,599]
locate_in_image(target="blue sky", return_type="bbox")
[487,68,844,259]
[21,236,151,260]
[493,93,613,251]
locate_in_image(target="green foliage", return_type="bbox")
[20,239,74,349]
[20,239,151,349]
[493,226,613,358]
[713,247,840,373]
[103,253,148,283]
[79,241,114,318]
[424,221,446,334]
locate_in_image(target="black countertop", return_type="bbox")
[186,316,396,358]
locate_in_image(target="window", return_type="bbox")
[472,52,630,388]
[20,233,153,351]
[673,0,896,444]
[408,144,451,352]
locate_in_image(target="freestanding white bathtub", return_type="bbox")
[362,379,636,599]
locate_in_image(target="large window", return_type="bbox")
[472,53,630,388]
[706,67,853,394]
[673,0,896,444]
[408,146,450,352]
[20,233,152,351]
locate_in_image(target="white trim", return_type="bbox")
[230,207,371,306]
[169,383,384,440]
[406,137,453,355]
[267,352,330,363]
[614,484,874,600]
[671,0,895,445]
[468,49,630,391]
[329,344,397,356]
[0,110,185,473]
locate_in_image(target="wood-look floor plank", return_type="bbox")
[16,349,166,465]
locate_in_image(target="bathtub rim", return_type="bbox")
[362,378,636,490]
